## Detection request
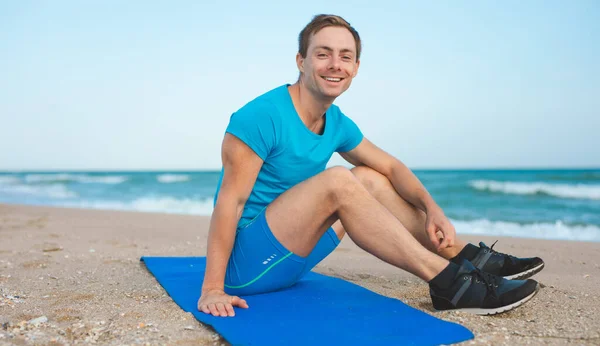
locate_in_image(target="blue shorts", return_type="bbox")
[224,208,340,296]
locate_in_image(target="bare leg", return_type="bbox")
[265,166,448,282]
[332,166,467,259]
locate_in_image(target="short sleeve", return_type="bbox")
[225,101,278,160]
[336,113,364,152]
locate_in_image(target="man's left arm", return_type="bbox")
[339,137,456,251]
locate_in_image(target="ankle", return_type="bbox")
[438,239,468,259]
[429,261,460,290]
[450,242,479,262]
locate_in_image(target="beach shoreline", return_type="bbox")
[1,203,599,345]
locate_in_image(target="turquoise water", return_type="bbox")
[1,169,599,241]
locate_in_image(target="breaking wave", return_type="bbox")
[469,180,600,200]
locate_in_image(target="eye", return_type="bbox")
[317,53,328,58]
[342,55,352,60]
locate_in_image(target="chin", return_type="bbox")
[328,90,345,98]
[308,80,348,99]
[326,85,350,98]
[321,84,348,97]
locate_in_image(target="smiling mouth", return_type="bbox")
[321,76,343,82]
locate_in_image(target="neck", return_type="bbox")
[290,80,333,125]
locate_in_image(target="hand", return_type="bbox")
[197,289,249,317]
[425,207,456,252]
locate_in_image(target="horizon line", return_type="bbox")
[1,166,600,173]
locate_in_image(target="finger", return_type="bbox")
[439,222,454,248]
[232,296,249,308]
[445,233,454,248]
[448,226,456,247]
[225,303,235,317]
[216,303,228,317]
[427,225,440,248]
[438,234,450,251]
[208,303,219,316]
[435,230,444,242]
[199,304,210,314]
[438,225,450,249]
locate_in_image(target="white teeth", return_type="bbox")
[323,77,342,82]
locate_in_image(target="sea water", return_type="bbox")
[1,169,599,242]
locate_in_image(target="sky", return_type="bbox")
[1,1,599,171]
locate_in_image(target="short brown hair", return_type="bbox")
[298,14,362,61]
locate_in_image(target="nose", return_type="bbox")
[328,56,342,71]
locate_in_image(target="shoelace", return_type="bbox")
[471,267,502,298]
[484,240,519,264]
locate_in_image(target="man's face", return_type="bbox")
[297,26,360,100]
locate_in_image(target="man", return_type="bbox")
[198,14,544,317]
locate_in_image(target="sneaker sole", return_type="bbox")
[504,262,545,280]
[445,283,540,316]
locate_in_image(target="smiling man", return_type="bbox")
[198,14,544,317]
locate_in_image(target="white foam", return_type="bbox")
[24,174,127,184]
[4,190,598,241]
[62,196,214,215]
[453,218,600,242]
[0,183,78,199]
[25,174,73,183]
[74,175,128,184]
[156,174,190,183]
[469,180,600,200]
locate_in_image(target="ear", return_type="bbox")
[296,52,304,73]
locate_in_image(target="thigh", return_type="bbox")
[265,166,355,257]
[298,227,341,279]
[224,209,306,296]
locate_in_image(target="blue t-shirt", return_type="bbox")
[214,84,363,229]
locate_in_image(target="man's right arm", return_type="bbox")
[201,133,264,294]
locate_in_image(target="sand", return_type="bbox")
[1,203,599,345]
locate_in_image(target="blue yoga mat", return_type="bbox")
[141,256,473,346]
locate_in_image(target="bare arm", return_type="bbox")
[339,138,436,213]
[201,133,264,293]
[340,137,455,251]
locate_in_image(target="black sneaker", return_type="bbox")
[430,259,539,315]
[451,241,545,280]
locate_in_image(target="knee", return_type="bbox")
[324,166,357,187]
[350,165,391,194]
[323,166,362,200]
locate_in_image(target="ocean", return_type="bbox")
[1,169,599,242]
